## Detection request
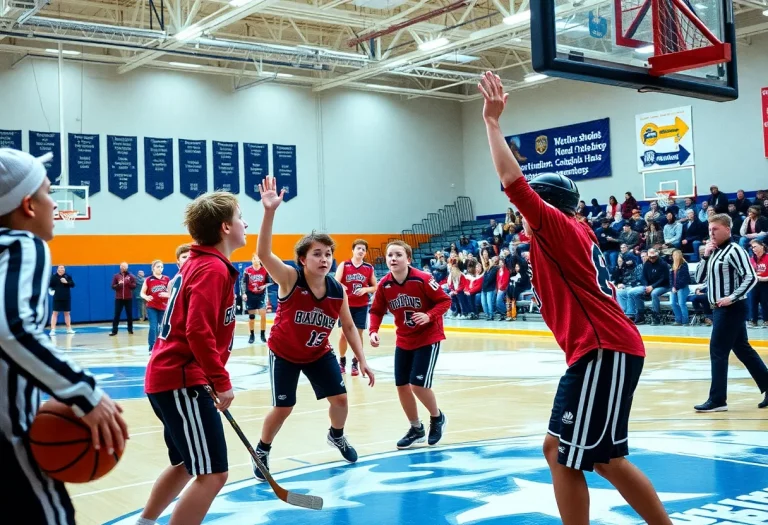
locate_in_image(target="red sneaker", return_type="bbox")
[351,359,359,376]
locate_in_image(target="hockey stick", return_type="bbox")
[203,385,323,510]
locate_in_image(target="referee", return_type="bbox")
[694,213,768,412]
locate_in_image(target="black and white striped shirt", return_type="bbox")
[0,228,103,444]
[695,241,756,305]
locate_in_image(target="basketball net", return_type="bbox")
[655,190,676,208]
[58,210,78,229]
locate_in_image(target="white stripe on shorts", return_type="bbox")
[424,342,440,389]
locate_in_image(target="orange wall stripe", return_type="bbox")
[48,234,403,266]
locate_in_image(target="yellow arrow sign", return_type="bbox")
[640,116,690,146]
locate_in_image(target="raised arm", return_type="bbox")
[257,176,299,292]
[479,71,524,189]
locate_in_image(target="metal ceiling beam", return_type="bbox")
[116,0,281,74]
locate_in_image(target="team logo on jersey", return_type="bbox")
[535,135,548,154]
[150,284,167,293]
[294,307,336,329]
[224,303,237,325]
[388,293,422,311]
[345,273,367,283]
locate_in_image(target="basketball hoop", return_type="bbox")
[58,210,78,229]
[655,189,676,208]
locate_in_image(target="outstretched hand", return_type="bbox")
[258,176,285,211]
[478,71,508,122]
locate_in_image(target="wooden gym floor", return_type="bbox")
[51,318,768,525]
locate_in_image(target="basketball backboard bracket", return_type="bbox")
[530,0,738,102]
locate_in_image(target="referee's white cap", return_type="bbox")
[0,148,53,216]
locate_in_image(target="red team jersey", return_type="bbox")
[339,261,375,308]
[369,267,451,350]
[145,274,171,311]
[268,268,344,364]
[503,178,645,366]
[145,245,239,394]
[244,265,268,294]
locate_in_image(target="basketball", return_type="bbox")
[29,399,123,483]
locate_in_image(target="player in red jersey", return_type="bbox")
[241,254,268,344]
[334,239,377,376]
[251,175,375,481]
[479,72,672,525]
[140,259,171,353]
[175,243,191,270]
[369,240,451,449]
[137,192,247,525]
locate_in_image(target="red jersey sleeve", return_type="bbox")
[368,278,388,334]
[503,177,572,242]
[185,268,231,393]
[424,274,451,321]
[457,274,468,293]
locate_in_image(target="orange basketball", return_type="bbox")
[29,399,123,483]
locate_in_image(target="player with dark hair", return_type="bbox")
[479,72,672,525]
[335,239,377,376]
[0,148,128,525]
[137,191,247,525]
[369,239,451,449]
[252,175,375,481]
[241,254,268,344]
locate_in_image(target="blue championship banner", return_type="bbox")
[29,131,62,184]
[504,118,611,183]
[243,143,268,201]
[144,137,174,200]
[272,144,297,202]
[213,141,240,194]
[68,134,100,194]
[0,129,21,150]
[179,139,208,199]
[107,135,138,199]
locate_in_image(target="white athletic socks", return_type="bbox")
[136,518,156,525]
[410,419,422,429]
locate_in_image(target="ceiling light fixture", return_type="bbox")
[45,48,80,55]
[418,37,450,51]
[503,11,531,25]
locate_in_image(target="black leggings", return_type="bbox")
[751,282,768,323]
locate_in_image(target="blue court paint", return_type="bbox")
[105,430,768,524]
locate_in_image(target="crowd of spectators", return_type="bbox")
[426,185,768,327]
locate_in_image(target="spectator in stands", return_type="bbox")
[483,218,503,244]
[134,269,146,322]
[479,247,492,271]
[618,223,640,250]
[734,189,751,216]
[681,209,706,262]
[481,256,500,319]
[447,264,472,319]
[459,234,477,256]
[596,218,620,269]
[709,185,729,214]
[619,243,639,265]
[430,251,447,282]
[669,249,691,326]
[698,201,709,222]
[576,200,587,216]
[728,203,744,237]
[645,221,664,251]
[614,257,642,318]
[749,240,768,328]
[739,205,768,250]
[630,247,670,325]
[494,257,510,321]
[629,209,645,233]
[491,234,503,255]
[640,250,648,264]
[692,286,712,326]
[606,195,622,227]
[662,212,683,252]
[49,264,75,336]
[467,262,484,318]
[512,221,531,256]
[110,261,136,336]
[587,198,604,225]
[644,201,662,226]
[622,192,638,220]
[664,197,680,220]
[678,197,697,222]
[762,197,768,219]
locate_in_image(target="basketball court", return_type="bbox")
[53,318,768,524]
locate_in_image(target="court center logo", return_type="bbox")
[107,431,768,524]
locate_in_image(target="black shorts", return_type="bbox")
[547,349,644,472]
[339,305,369,330]
[1,432,75,524]
[395,343,441,388]
[246,292,265,311]
[147,385,228,475]
[52,299,71,312]
[269,350,347,407]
